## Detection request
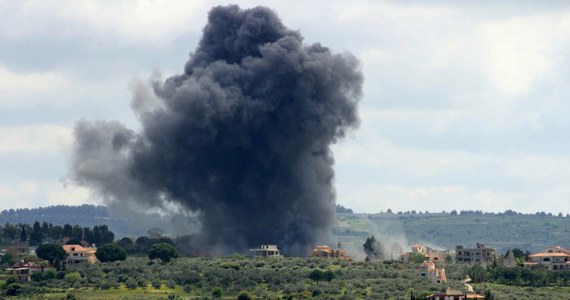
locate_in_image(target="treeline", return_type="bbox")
[0,221,114,246]
[381,208,570,217]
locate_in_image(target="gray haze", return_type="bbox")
[71,5,362,255]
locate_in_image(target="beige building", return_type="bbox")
[309,245,352,261]
[416,261,447,284]
[426,287,485,300]
[524,246,570,270]
[63,244,97,264]
[5,261,45,282]
[400,243,445,263]
[249,244,282,258]
[455,243,495,264]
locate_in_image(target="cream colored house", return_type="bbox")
[416,261,447,284]
[63,244,97,264]
[400,243,445,263]
[249,244,282,258]
[524,246,570,270]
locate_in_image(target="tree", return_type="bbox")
[0,253,15,267]
[36,243,67,269]
[309,269,325,286]
[148,242,178,263]
[96,243,128,262]
[29,221,43,246]
[410,253,428,264]
[211,287,222,298]
[19,226,27,243]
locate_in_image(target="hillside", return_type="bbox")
[2,205,569,254]
[335,211,570,254]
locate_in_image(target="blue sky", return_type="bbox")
[1,0,570,214]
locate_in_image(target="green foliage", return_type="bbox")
[148,242,179,264]
[35,243,67,269]
[309,269,335,285]
[64,272,81,284]
[237,292,252,300]
[0,253,15,267]
[410,253,428,264]
[95,243,128,263]
[211,287,223,298]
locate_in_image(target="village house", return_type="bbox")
[1,246,37,258]
[416,261,447,284]
[5,261,45,282]
[249,244,282,258]
[524,246,570,270]
[309,245,353,261]
[63,244,97,264]
[425,287,485,300]
[455,244,495,265]
[400,243,445,263]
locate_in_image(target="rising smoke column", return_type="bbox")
[71,5,363,255]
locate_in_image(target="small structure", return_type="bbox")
[1,246,37,257]
[425,287,485,300]
[524,246,570,270]
[63,244,97,264]
[400,243,445,263]
[309,245,352,261]
[455,244,495,265]
[250,245,282,258]
[416,261,447,284]
[5,261,44,282]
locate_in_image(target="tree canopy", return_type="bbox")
[148,242,179,264]
[95,243,128,263]
[36,243,67,269]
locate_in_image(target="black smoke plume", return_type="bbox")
[71,5,363,256]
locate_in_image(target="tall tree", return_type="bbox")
[29,221,43,246]
[96,243,127,262]
[19,226,27,244]
[148,243,178,264]
[36,243,67,270]
[62,224,72,238]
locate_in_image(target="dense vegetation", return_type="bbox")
[4,205,570,255]
[337,210,570,254]
[0,221,115,246]
[3,255,570,299]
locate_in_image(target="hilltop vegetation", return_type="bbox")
[2,205,570,254]
[336,210,570,254]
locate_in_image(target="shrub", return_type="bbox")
[95,243,128,263]
[211,287,222,298]
[125,277,138,289]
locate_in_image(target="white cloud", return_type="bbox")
[0,180,93,210]
[0,0,208,45]
[0,66,68,96]
[0,124,72,154]
[338,183,523,214]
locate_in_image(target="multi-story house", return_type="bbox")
[63,244,97,264]
[455,243,495,264]
[5,261,44,282]
[416,261,447,284]
[249,244,282,258]
[524,246,570,270]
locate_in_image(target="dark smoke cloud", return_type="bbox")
[71,5,363,256]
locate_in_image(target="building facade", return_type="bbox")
[249,245,282,258]
[63,244,97,264]
[455,243,495,264]
[416,261,447,284]
[524,246,570,270]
